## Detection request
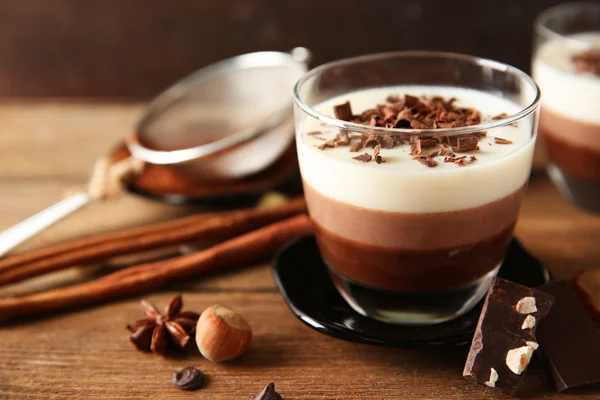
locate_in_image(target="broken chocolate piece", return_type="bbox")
[352,153,372,162]
[317,140,335,150]
[536,282,600,392]
[463,278,553,395]
[572,49,600,76]
[452,136,479,152]
[494,137,513,145]
[333,101,353,121]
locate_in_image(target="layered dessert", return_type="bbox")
[296,86,535,320]
[533,32,600,212]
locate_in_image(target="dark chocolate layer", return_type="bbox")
[305,183,526,292]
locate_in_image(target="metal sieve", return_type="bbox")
[127,47,311,180]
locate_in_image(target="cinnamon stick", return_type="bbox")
[0,214,312,322]
[0,198,306,287]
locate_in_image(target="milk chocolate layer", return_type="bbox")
[540,108,600,184]
[305,183,526,292]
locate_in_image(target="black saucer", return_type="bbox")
[273,236,552,347]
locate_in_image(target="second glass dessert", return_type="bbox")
[294,52,540,325]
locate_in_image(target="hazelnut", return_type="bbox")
[515,297,537,314]
[521,315,536,329]
[195,304,252,362]
[505,345,534,375]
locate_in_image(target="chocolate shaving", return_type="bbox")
[373,144,383,164]
[352,153,372,162]
[364,135,379,148]
[572,49,600,76]
[418,157,438,168]
[317,140,335,150]
[334,130,351,146]
[410,139,422,155]
[452,136,479,152]
[349,140,364,152]
[494,137,513,145]
[333,101,354,121]
[380,134,395,149]
[307,131,323,136]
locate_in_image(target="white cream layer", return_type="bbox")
[533,32,600,125]
[297,86,535,213]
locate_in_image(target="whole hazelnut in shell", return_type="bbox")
[195,304,252,362]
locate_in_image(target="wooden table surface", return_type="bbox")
[0,102,599,399]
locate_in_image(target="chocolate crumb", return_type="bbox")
[452,136,479,152]
[469,156,477,162]
[492,113,508,120]
[418,157,438,168]
[494,137,513,145]
[317,140,335,150]
[572,49,600,76]
[352,153,372,162]
[334,101,354,121]
[373,144,383,164]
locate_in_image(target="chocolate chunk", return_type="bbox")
[334,130,350,146]
[452,136,479,152]
[333,101,353,121]
[352,153,372,162]
[572,49,600,76]
[417,157,438,168]
[536,282,600,392]
[463,278,554,395]
[317,140,335,150]
[373,144,383,164]
[494,137,513,145]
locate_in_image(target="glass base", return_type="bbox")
[327,265,500,326]
[547,164,600,214]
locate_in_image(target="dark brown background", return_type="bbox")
[0,0,568,98]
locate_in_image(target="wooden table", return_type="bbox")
[0,102,599,399]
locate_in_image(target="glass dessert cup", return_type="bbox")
[532,2,600,213]
[293,51,540,326]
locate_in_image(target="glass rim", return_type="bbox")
[534,2,600,44]
[293,51,541,136]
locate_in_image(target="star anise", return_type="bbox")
[126,294,200,356]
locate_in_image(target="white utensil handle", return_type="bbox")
[0,192,91,258]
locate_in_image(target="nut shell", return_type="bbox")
[195,304,252,362]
